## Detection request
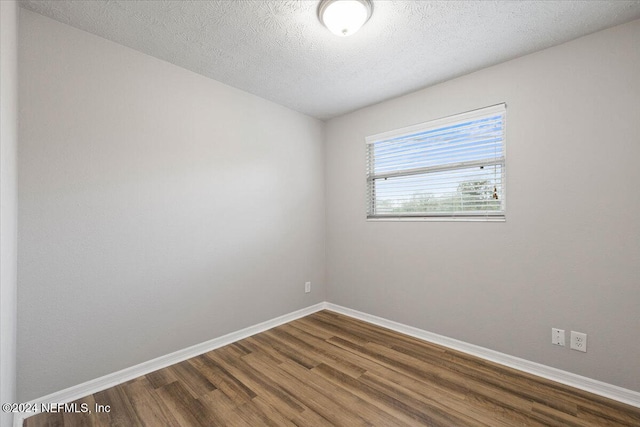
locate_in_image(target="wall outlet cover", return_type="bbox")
[570,331,587,352]
[552,328,565,346]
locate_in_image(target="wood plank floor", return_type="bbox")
[24,310,640,426]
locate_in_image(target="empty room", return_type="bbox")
[1,0,640,426]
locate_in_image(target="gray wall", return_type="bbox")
[1,1,19,426]
[325,19,640,392]
[18,9,325,401]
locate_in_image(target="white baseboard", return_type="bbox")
[15,300,640,426]
[14,302,327,427]
[324,302,640,409]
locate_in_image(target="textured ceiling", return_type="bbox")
[19,0,640,120]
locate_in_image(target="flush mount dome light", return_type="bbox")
[318,0,373,37]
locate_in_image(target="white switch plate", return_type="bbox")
[570,331,587,352]
[552,328,565,346]
[305,281,311,293]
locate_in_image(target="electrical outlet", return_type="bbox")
[305,281,311,293]
[570,331,587,352]
[552,328,565,346]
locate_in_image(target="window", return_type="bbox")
[366,104,506,220]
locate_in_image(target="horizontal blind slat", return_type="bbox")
[372,140,503,165]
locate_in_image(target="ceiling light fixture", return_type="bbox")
[318,0,373,37]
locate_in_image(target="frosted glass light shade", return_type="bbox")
[318,0,373,37]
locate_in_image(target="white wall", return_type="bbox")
[0,1,19,426]
[325,19,640,392]
[18,9,325,401]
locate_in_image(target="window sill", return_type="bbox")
[366,216,506,222]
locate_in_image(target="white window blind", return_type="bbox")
[366,104,506,220]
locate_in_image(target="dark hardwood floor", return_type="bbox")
[24,310,640,426]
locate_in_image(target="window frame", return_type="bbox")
[365,104,506,222]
